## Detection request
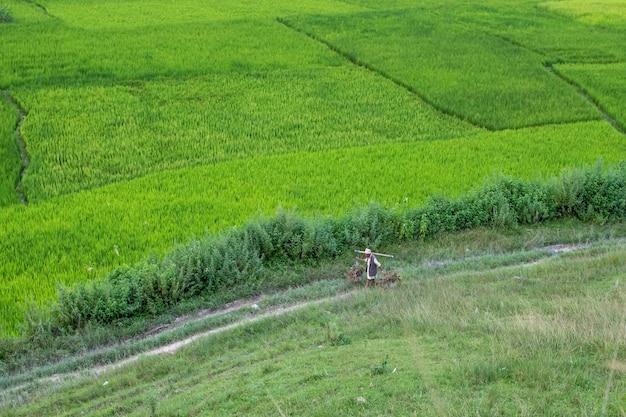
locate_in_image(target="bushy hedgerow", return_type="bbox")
[23,161,626,336]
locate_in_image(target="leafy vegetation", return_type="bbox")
[0,0,625,353]
[1,123,625,335]
[0,5,13,23]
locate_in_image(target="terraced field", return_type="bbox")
[0,0,625,334]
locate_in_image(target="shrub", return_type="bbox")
[552,161,626,223]
[0,6,13,23]
[338,202,397,249]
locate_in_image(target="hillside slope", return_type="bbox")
[2,220,626,416]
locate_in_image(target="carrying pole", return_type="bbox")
[354,250,394,259]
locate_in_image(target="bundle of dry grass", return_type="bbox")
[346,264,364,282]
[379,270,402,288]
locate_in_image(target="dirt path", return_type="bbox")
[12,291,356,393]
[90,294,351,375]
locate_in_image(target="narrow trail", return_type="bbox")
[0,239,612,411]
[2,90,29,205]
[545,64,626,137]
[90,292,355,375]
[3,291,356,396]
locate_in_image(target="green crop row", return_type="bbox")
[1,121,624,335]
[283,1,626,129]
[43,0,366,30]
[14,67,481,202]
[0,19,340,89]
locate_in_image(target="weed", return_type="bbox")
[370,354,389,375]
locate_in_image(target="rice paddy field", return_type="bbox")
[0,0,625,335]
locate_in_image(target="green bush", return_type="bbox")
[0,6,13,23]
[338,202,397,249]
[552,161,626,223]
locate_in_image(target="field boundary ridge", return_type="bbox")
[2,90,29,205]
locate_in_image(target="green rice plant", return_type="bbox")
[494,8,626,64]
[284,4,603,129]
[540,0,626,25]
[0,0,356,89]
[42,0,366,30]
[0,0,49,23]
[14,67,480,202]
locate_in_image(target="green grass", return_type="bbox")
[3,222,626,416]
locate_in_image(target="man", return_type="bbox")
[356,248,381,288]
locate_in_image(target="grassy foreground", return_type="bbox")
[2,219,626,416]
